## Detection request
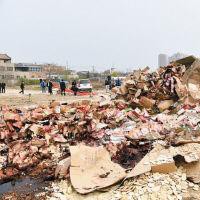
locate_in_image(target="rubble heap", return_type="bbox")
[0,99,153,185]
[2,56,200,199]
[114,56,200,113]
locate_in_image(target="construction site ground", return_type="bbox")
[1,85,200,200]
[0,88,115,200]
[0,88,103,107]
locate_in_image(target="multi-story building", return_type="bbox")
[14,63,45,79]
[15,63,43,72]
[158,54,169,67]
[0,53,71,84]
[0,54,15,83]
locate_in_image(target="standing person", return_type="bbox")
[39,79,43,92]
[47,80,53,95]
[0,83,2,93]
[19,81,25,94]
[60,79,66,96]
[105,78,109,93]
[71,80,78,96]
[115,77,121,87]
[44,80,47,92]
[40,80,46,93]
[107,75,112,90]
[2,83,6,93]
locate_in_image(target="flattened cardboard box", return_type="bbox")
[70,145,126,194]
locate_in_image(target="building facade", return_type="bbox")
[158,54,169,67]
[0,54,46,84]
[0,53,72,85]
[15,63,43,72]
[0,54,15,84]
[14,63,45,79]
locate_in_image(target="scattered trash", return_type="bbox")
[2,57,200,199]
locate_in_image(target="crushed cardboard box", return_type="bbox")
[69,145,126,194]
[127,143,200,179]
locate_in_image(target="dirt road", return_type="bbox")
[0,89,107,108]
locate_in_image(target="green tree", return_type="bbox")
[111,71,119,77]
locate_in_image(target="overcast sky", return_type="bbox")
[1,0,200,71]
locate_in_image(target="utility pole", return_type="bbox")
[65,60,70,81]
[66,60,69,71]
[92,66,95,73]
[48,64,51,79]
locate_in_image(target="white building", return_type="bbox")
[158,54,169,67]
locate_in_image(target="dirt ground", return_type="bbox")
[0,89,106,108]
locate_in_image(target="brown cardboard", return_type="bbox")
[158,100,174,112]
[70,145,126,194]
[139,96,155,109]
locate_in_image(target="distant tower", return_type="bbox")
[158,54,169,67]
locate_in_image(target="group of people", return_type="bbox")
[1,76,121,96]
[0,81,25,94]
[0,83,6,93]
[40,79,53,95]
[39,79,78,96]
[59,79,78,96]
[105,76,122,92]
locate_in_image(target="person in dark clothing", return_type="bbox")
[115,78,121,87]
[47,80,53,95]
[0,83,2,93]
[107,76,112,90]
[71,80,78,96]
[60,79,66,96]
[105,79,109,92]
[2,83,6,93]
[19,81,25,94]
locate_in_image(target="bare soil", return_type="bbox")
[0,89,105,108]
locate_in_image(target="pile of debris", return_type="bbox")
[113,56,200,113]
[0,99,154,188]
[1,56,200,199]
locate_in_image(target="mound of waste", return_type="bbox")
[2,56,200,199]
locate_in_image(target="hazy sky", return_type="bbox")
[1,0,200,71]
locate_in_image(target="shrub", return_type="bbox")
[17,78,40,85]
